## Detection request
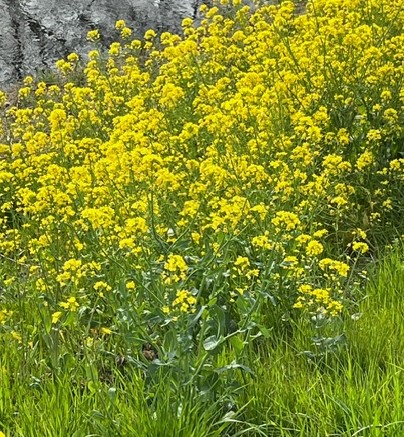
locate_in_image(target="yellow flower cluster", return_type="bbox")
[59,296,79,312]
[163,254,188,283]
[173,289,197,313]
[294,285,343,316]
[0,0,403,335]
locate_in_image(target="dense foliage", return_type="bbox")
[0,0,403,434]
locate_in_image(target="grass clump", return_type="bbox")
[0,0,404,434]
[243,242,404,436]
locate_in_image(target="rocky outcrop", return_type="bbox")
[0,0,210,89]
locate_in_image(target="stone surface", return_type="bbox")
[0,0,210,89]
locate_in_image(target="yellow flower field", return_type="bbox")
[0,1,403,433]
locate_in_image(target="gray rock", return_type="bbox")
[0,0,211,89]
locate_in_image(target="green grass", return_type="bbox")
[241,244,404,436]
[1,244,403,436]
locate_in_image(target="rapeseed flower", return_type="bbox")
[87,29,100,41]
[352,242,369,254]
[51,311,63,324]
[59,297,79,312]
[1,0,403,341]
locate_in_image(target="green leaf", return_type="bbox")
[257,323,272,339]
[107,387,117,402]
[203,335,223,351]
[87,381,98,394]
[189,305,206,328]
[229,335,245,353]
[216,361,254,375]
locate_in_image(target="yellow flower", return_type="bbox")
[182,18,193,28]
[115,20,126,30]
[306,240,324,257]
[271,211,301,231]
[144,29,156,40]
[67,52,79,63]
[356,150,374,171]
[234,256,250,270]
[164,254,187,275]
[23,75,33,86]
[353,228,367,240]
[109,42,121,56]
[0,309,12,325]
[313,229,328,239]
[87,29,100,41]
[93,281,112,292]
[319,259,350,277]
[163,254,188,283]
[366,129,382,142]
[11,331,22,343]
[293,300,304,309]
[59,297,79,312]
[121,27,132,39]
[251,234,272,250]
[172,290,197,313]
[51,311,63,324]
[126,281,136,290]
[2,0,403,327]
[327,300,343,316]
[352,242,369,254]
[100,327,112,335]
[191,232,201,244]
[88,49,99,60]
[282,256,299,268]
